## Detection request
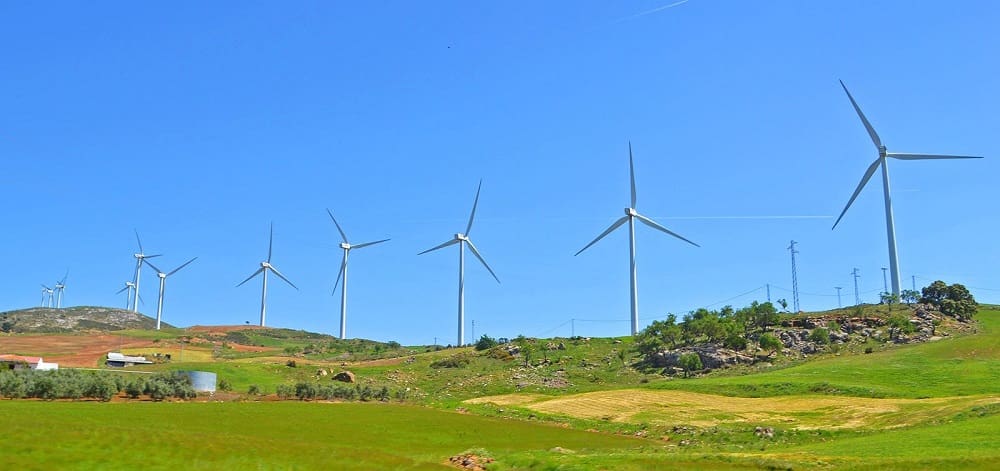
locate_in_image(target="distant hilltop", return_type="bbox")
[0,306,171,333]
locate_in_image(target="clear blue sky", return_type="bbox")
[2,1,997,345]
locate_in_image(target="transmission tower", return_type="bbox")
[835,287,843,308]
[852,268,861,305]
[788,240,800,313]
[881,267,889,294]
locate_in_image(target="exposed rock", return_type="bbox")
[332,371,356,383]
[316,369,328,377]
[650,344,753,370]
[754,426,775,439]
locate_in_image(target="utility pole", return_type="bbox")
[852,268,861,305]
[433,337,437,347]
[788,240,800,313]
[835,287,843,308]
[571,318,575,337]
[881,267,889,295]
[470,320,475,345]
[766,283,771,302]
[912,275,916,292]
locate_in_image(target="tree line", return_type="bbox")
[0,369,196,401]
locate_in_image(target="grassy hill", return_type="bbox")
[0,306,170,332]
[0,305,997,469]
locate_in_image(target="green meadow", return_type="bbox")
[0,309,996,469]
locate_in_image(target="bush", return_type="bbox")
[678,353,702,377]
[723,333,747,351]
[218,379,233,392]
[809,328,831,345]
[275,384,294,399]
[474,335,499,351]
[247,384,262,396]
[430,353,471,369]
[921,281,978,321]
[758,333,782,355]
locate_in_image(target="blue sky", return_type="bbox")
[2,1,997,345]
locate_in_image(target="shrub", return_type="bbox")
[678,353,702,377]
[286,360,297,368]
[758,333,782,356]
[430,354,471,369]
[809,328,831,345]
[247,384,262,396]
[474,335,499,351]
[723,333,747,351]
[275,384,294,399]
[218,379,233,392]
[295,382,317,400]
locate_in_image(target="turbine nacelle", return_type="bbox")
[261,261,271,269]
[878,145,887,157]
[340,242,351,250]
[455,233,468,241]
[158,273,167,279]
[625,208,638,217]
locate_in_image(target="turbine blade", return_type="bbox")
[575,216,629,256]
[115,286,129,295]
[236,268,265,287]
[41,284,51,289]
[635,214,701,247]
[887,153,985,160]
[839,80,882,149]
[832,158,881,230]
[167,257,198,276]
[267,222,274,263]
[145,254,162,259]
[134,229,144,253]
[351,238,390,250]
[629,141,637,209]
[332,257,346,295]
[59,270,69,285]
[418,238,460,255]
[466,240,500,284]
[143,258,163,274]
[269,266,299,290]
[138,293,145,306]
[465,179,483,236]
[634,213,700,247]
[326,208,350,244]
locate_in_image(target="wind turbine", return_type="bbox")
[143,257,197,330]
[40,285,53,307]
[116,282,135,309]
[53,271,68,308]
[130,231,161,313]
[575,142,699,336]
[327,209,389,340]
[237,223,298,327]
[832,80,984,297]
[418,180,500,347]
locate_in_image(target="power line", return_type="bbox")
[788,240,800,313]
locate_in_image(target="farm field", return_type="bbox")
[0,308,996,469]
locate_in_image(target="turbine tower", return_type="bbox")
[327,209,389,340]
[237,223,298,327]
[832,80,984,298]
[54,271,68,308]
[116,281,136,309]
[130,231,161,313]
[143,257,197,330]
[575,142,699,335]
[40,285,53,307]
[788,240,800,313]
[418,180,500,347]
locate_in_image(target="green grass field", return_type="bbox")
[1,309,996,469]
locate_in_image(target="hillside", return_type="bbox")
[0,306,170,333]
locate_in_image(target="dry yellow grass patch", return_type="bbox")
[468,390,998,430]
[465,393,548,406]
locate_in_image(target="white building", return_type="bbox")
[0,354,59,370]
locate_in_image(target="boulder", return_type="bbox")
[332,371,356,383]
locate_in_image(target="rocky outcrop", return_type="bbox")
[332,371,356,383]
[648,344,753,370]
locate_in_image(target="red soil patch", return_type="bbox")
[0,334,158,367]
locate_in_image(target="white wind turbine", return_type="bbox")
[130,231,161,313]
[143,257,197,330]
[53,273,68,308]
[418,180,500,347]
[832,80,984,297]
[115,281,136,309]
[575,142,699,335]
[327,209,389,340]
[237,223,298,327]
[40,285,54,307]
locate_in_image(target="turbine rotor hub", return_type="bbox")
[455,233,468,241]
[625,208,637,217]
[261,262,271,269]
[878,145,887,157]
[340,243,351,250]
